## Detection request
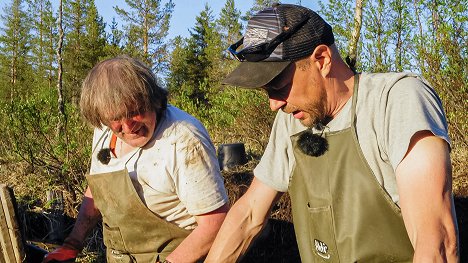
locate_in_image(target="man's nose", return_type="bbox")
[269,98,286,111]
[120,118,137,133]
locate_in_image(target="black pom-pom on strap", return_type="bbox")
[297,130,329,157]
[97,148,111,165]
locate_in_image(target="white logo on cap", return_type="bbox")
[244,28,268,48]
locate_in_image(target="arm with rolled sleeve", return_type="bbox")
[385,77,459,261]
[396,131,458,262]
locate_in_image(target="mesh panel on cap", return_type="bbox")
[277,4,334,61]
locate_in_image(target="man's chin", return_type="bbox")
[299,119,315,128]
[299,116,330,129]
[124,135,150,147]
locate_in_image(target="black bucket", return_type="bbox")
[217,143,247,171]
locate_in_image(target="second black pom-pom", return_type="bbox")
[97,148,111,165]
[297,130,329,157]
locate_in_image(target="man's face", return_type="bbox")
[106,111,157,148]
[264,62,328,127]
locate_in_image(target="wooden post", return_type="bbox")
[0,184,25,263]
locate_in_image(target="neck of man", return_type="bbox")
[325,64,356,119]
[117,137,138,158]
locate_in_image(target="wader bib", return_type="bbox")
[87,132,190,263]
[289,75,414,262]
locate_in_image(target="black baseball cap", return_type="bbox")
[224,4,334,88]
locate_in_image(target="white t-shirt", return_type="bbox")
[89,105,228,229]
[254,72,450,204]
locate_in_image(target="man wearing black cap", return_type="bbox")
[206,3,458,262]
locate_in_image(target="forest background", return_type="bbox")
[0,0,466,261]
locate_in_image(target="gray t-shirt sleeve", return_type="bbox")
[383,76,450,170]
[254,111,306,192]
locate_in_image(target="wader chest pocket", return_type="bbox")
[307,204,340,262]
[104,223,127,251]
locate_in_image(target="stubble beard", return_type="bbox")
[300,90,328,128]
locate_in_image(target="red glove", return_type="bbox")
[42,246,78,263]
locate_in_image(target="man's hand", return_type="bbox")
[42,246,79,263]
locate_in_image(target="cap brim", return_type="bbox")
[222,61,292,88]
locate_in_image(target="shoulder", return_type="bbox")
[151,105,215,155]
[359,72,436,96]
[92,126,108,140]
[155,105,209,140]
[91,127,110,151]
[360,72,449,168]
[359,72,424,92]
[360,72,443,112]
[357,72,442,117]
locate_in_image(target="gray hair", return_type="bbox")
[80,56,168,128]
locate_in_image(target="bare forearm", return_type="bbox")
[205,200,267,262]
[206,178,282,263]
[166,203,229,263]
[166,224,219,262]
[66,188,101,248]
[412,196,459,262]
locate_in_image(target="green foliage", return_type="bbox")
[63,0,107,103]
[168,4,222,110]
[318,0,354,56]
[0,0,33,97]
[0,89,91,205]
[205,87,275,154]
[27,0,57,90]
[217,0,243,46]
[166,3,275,155]
[362,0,392,72]
[170,83,275,155]
[388,0,413,71]
[103,17,124,57]
[82,1,106,68]
[412,0,467,147]
[115,0,174,74]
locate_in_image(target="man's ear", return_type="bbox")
[312,45,332,77]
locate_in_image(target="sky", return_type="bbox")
[0,0,320,40]
[96,0,320,39]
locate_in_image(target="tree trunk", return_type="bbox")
[348,0,363,69]
[56,0,67,148]
[56,0,65,119]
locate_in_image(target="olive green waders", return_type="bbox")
[289,75,414,262]
[87,142,190,263]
